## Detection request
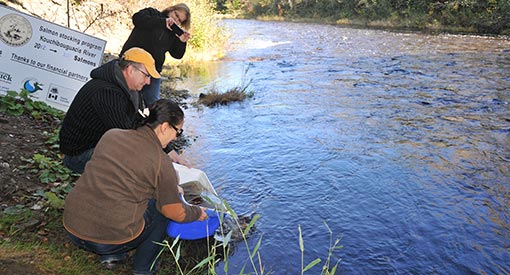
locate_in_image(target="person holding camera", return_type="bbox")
[120,3,191,106]
[63,99,207,275]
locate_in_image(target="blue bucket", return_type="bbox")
[167,209,222,240]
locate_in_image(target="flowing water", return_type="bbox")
[176,19,510,274]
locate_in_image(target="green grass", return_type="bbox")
[0,239,123,275]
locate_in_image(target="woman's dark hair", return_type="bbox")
[135,99,184,129]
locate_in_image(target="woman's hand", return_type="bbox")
[198,207,208,221]
[165,17,178,30]
[165,18,191,42]
[177,32,191,42]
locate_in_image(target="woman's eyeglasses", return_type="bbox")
[170,124,183,137]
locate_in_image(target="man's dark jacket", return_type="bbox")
[59,60,143,156]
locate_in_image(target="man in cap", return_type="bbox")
[59,47,160,174]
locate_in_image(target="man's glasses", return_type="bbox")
[170,124,183,137]
[132,65,150,79]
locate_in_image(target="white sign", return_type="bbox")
[0,5,106,111]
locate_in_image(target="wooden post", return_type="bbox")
[67,0,70,27]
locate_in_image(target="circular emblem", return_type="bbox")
[0,13,33,46]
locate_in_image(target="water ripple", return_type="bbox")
[180,19,510,275]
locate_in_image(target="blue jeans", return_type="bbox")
[62,147,95,174]
[141,77,161,107]
[66,200,169,274]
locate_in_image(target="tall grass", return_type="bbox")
[155,197,342,275]
[299,222,343,275]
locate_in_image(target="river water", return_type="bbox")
[176,19,510,274]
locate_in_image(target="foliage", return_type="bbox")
[298,222,343,275]
[186,0,228,59]
[0,206,34,236]
[225,0,245,17]
[0,91,24,116]
[0,89,65,121]
[18,126,79,208]
[155,197,264,275]
[214,0,510,35]
[21,153,77,187]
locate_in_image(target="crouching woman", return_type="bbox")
[63,99,207,275]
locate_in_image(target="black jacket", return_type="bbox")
[120,7,187,72]
[59,60,143,156]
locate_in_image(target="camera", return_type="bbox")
[170,23,184,36]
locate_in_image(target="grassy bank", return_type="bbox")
[216,0,510,36]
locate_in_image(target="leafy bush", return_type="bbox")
[176,0,229,61]
[0,89,64,121]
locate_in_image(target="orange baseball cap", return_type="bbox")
[122,47,161,79]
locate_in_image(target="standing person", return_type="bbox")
[63,99,208,275]
[59,47,159,174]
[120,3,191,106]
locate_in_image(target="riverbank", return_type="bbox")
[219,13,509,38]
[218,0,509,36]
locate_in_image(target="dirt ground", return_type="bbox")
[0,112,56,208]
[0,111,69,274]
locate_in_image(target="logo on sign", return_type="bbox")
[0,13,33,46]
[23,79,43,93]
[47,87,59,102]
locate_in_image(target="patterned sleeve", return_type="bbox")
[91,88,135,130]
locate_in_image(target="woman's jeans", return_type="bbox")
[141,77,162,107]
[66,200,169,274]
[62,147,95,174]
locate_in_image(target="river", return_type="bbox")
[176,19,510,275]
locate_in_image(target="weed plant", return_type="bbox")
[154,195,342,275]
[0,89,64,121]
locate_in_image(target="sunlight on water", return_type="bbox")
[243,38,292,49]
